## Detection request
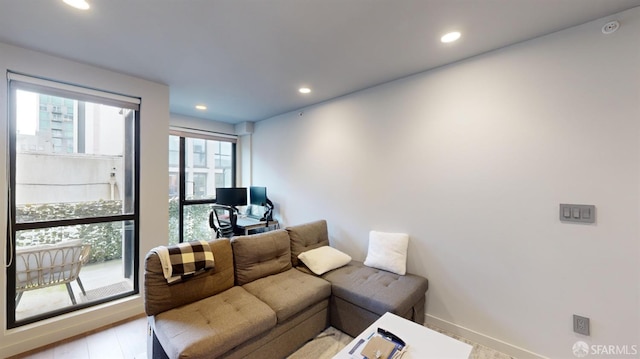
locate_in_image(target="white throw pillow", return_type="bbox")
[363,231,409,275]
[298,246,352,275]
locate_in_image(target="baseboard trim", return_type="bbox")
[424,314,548,359]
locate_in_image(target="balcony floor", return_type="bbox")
[15,259,133,321]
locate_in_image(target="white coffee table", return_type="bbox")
[332,312,472,359]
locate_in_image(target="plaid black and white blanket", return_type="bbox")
[153,240,215,283]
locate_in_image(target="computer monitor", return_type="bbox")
[250,186,268,206]
[215,187,247,207]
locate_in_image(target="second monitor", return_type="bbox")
[250,186,268,206]
[249,186,273,221]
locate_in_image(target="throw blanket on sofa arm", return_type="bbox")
[152,240,215,283]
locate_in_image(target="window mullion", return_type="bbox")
[179,137,186,243]
[14,214,136,231]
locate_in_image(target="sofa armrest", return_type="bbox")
[144,238,234,316]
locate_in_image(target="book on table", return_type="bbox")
[356,329,407,359]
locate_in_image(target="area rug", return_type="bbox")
[287,326,353,359]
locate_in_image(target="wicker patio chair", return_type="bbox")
[15,242,91,307]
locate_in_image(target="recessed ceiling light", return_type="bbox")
[299,87,311,94]
[441,31,461,43]
[195,105,207,110]
[63,0,90,10]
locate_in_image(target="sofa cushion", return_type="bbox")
[298,245,352,275]
[243,268,331,322]
[231,230,292,285]
[363,231,409,275]
[144,238,235,316]
[286,219,330,267]
[154,286,277,359]
[322,261,428,317]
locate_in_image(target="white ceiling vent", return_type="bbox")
[602,20,620,34]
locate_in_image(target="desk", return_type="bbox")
[235,217,279,235]
[333,312,472,359]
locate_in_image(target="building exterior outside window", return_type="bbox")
[192,138,207,168]
[193,173,207,198]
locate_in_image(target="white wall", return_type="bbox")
[0,42,170,357]
[170,113,235,135]
[252,8,640,359]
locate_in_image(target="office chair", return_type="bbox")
[209,205,237,238]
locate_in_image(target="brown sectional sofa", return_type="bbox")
[144,220,428,359]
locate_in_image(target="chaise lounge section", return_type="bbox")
[144,220,428,359]
[287,220,428,337]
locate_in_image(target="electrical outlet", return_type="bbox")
[574,315,590,336]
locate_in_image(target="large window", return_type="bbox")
[168,132,235,245]
[6,73,140,328]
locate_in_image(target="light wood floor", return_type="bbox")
[9,315,147,359]
[11,315,514,359]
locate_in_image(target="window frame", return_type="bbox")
[169,129,237,244]
[6,73,141,328]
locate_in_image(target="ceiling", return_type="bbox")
[1,1,639,124]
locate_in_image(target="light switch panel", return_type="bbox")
[559,204,596,224]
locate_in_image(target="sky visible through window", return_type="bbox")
[16,90,38,136]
